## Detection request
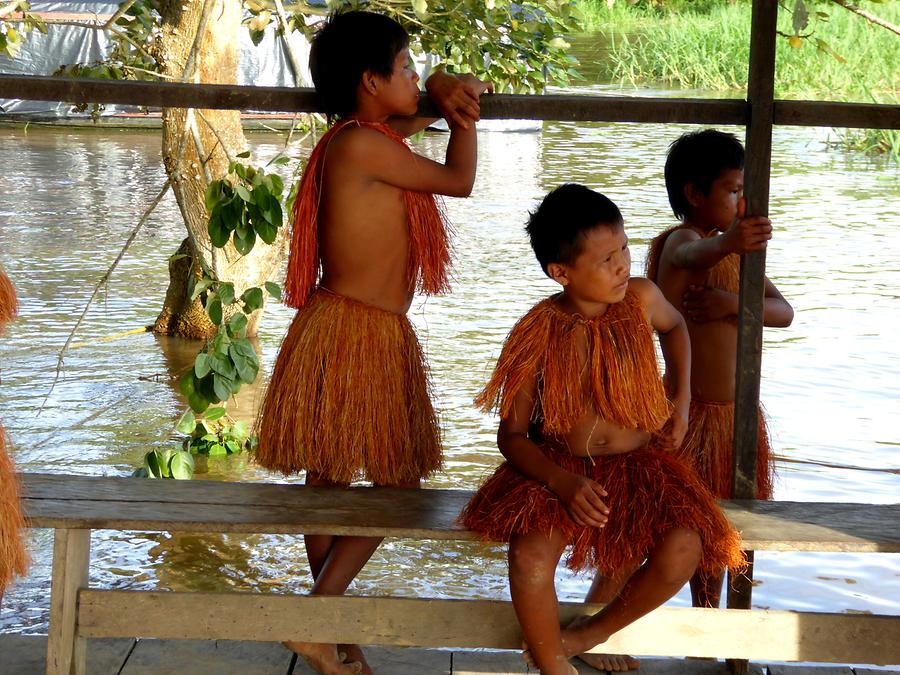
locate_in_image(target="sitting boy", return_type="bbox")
[254,10,491,675]
[0,265,28,607]
[461,184,745,675]
[646,129,793,610]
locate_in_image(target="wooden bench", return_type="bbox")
[20,473,900,674]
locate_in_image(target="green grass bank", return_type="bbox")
[574,0,900,159]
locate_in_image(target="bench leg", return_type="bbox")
[726,550,755,675]
[47,528,90,675]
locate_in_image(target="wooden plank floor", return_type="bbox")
[1,635,897,674]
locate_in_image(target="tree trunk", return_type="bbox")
[153,0,287,339]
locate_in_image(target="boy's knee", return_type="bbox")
[660,528,702,584]
[508,537,557,586]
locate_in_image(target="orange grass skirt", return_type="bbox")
[677,400,773,500]
[460,442,745,577]
[255,289,441,485]
[0,429,28,592]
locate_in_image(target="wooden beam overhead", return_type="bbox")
[1,75,898,129]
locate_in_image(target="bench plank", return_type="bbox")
[20,474,900,552]
[77,591,900,665]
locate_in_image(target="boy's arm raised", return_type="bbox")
[497,376,609,528]
[632,277,691,450]
[671,199,772,270]
[387,72,493,137]
[336,122,477,197]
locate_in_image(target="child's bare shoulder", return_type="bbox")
[328,124,398,159]
[660,225,702,255]
[627,276,662,305]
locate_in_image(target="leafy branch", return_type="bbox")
[137,152,288,479]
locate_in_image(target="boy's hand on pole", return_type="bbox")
[722,196,772,254]
[550,471,609,528]
[424,71,492,129]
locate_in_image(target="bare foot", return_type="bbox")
[339,644,373,675]
[565,616,639,672]
[576,652,640,672]
[520,642,579,674]
[283,641,362,674]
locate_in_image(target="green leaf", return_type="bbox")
[228,312,248,337]
[235,184,252,202]
[232,350,258,384]
[168,450,195,480]
[213,373,233,402]
[208,443,228,457]
[241,287,264,313]
[225,440,241,454]
[232,338,257,359]
[187,391,209,414]
[204,180,223,212]
[270,156,290,166]
[208,210,230,248]
[268,173,285,195]
[204,406,227,421]
[194,353,211,378]
[144,450,162,479]
[190,277,214,302]
[175,409,197,434]
[230,420,250,441]
[236,151,251,159]
[265,282,282,300]
[208,298,223,326]
[255,218,278,245]
[218,282,235,306]
[209,353,236,378]
[233,228,256,256]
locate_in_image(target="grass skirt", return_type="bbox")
[460,442,745,578]
[255,289,441,485]
[677,399,773,499]
[0,429,28,592]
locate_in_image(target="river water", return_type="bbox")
[0,107,898,637]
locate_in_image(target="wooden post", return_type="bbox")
[728,0,778,673]
[47,528,91,675]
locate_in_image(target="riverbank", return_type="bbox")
[574,0,900,159]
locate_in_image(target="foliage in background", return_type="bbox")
[134,151,286,480]
[0,1,46,58]
[576,0,900,159]
[250,0,582,93]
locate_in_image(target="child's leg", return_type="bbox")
[509,530,578,675]
[299,474,420,675]
[287,473,380,675]
[689,567,725,608]
[575,560,643,672]
[560,527,701,657]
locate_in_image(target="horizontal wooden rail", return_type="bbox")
[2,74,900,129]
[20,474,900,552]
[76,590,900,665]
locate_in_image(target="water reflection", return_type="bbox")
[0,114,898,634]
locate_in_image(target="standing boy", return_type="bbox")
[462,184,745,675]
[646,129,794,610]
[254,11,491,675]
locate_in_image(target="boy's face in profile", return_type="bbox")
[689,168,744,232]
[552,223,631,305]
[373,47,420,117]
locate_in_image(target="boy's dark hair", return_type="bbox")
[526,184,623,277]
[665,129,744,220]
[309,11,410,121]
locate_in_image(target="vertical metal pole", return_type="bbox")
[728,0,777,673]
